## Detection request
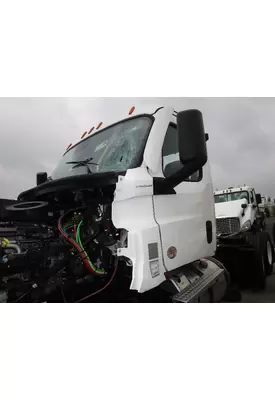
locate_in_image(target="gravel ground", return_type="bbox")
[241,217,275,303]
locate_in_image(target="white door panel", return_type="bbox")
[153,170,216,271]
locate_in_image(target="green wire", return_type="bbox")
[60,217,105,275]
[76,220,105,274]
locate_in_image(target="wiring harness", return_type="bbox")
[57,213,106,276]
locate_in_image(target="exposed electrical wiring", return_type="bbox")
[57,215,94,273]
[57,214,105,275]
[75,258,119,303]
[75,220,105,274]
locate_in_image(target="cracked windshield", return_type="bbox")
[51,116,153,179]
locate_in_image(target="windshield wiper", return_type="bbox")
[66,157,98,174]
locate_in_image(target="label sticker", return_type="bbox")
[148,243,159,260]
[150,260,160,278]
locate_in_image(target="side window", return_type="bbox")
[162,124,202,182]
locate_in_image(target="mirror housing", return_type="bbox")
[36,172,48,186]
[241,204,247,209]
[256,193,262,205]
[177,109,207,165]
[165,110,207,186]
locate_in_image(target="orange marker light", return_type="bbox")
[96,122,103,130]
[129,106,135,115]
[66,143,72,151]
[88,127,95,135]
[81,131,87,139]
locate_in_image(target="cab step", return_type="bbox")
[172,267,225,303]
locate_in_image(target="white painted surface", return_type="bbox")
[112,106,216,292]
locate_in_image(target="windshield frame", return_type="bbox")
[64,114,154,156]
[214,191,250,204]
[52,114,155,180]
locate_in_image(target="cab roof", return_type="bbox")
[214,186,253,195]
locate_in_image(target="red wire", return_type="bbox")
[57,216,93,274]
[75,258,119,303]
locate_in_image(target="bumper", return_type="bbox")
[217,231,257,251]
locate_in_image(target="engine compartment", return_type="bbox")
[0,175,132,303]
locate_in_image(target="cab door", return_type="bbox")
[151,123,216,272]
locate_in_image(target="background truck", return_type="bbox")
[214,186,274,288]
[0,105,230,303]
[259,196,271,217]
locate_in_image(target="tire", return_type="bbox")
[253,232,267,289]
[265,208,270,218]
[253,232,274,288]
[262,232,274,275]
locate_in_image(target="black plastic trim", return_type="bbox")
[206,220,213,243]
[18,172,125,201]
[153,178,176,195]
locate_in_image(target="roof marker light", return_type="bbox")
[129,106,135,115]
[88,127,95,135]
[96,122,103,130]
[66,143,72,151]
[81,131,87,139]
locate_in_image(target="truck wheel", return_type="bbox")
[263,234,274,275]
[253,232,267,289]
[265,208,270,218]
[253,232,274,288]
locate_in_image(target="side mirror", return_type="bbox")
[177,109,207,164]
[36,172,48,186]
[175,109,207,180]
[256,193,261,205]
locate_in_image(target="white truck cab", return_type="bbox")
[1,105,230,303]
[214,186,273,289]
[214,186,262,236]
